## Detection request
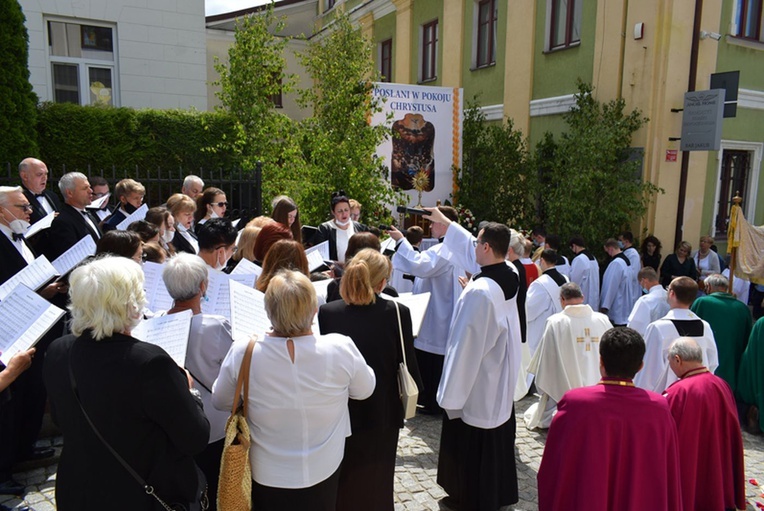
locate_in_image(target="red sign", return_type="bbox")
[665,150,678,162]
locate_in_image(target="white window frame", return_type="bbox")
[711,140,762,237]
[45,16,119,107]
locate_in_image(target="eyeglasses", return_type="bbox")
[92,192,108,198]
[214,202,229,208]
[14,204,33,212]
[472,238,487,248]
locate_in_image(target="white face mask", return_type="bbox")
[209,209,220,219]
[334,218,351,227]
[161,229,174,244]
[3,207,30,234]
[176,223,187,233]
[215,250,231,271]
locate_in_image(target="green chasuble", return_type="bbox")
[691,292,753,394]
[738,317,764,430]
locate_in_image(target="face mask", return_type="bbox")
[161,229,174,243]
[176,223,187,233]
[335,218,350,227]
[3,207,30,234]
[617,241,625,249]
[124,202,138,214]
[209,208,220,219]
[642,287,649,294]
[215,252,231,271]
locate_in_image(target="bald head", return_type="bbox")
[18,158,48,194]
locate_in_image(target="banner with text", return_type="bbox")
[371,83,463,209]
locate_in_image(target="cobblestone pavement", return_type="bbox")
[3,395,764,510]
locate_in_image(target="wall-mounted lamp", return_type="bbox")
[700,30,722,41]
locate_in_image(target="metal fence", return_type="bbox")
[1,162,263,224]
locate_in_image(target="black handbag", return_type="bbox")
[67,344,208,511]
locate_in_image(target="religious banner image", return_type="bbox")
[371,83,463,207]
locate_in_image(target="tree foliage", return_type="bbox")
[0,0,38,164]
[535,80,660,254]
[456,101,535,229]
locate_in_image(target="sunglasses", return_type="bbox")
[213,202,229,208]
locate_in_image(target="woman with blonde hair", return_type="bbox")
[212,270,375,510]
[42,257,209,510]
[167,193,198,254]
[660,240,698,288]
[318,248,421,511]
[692,235,721,285]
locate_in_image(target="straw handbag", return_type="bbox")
[218,338,256,511]
[393,301,419,420]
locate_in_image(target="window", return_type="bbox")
[421,20,438,82]
[736,0,763,41]
[47,20,117,106]
[326,0,336,10]
[380,39,393,82]
[476,0,498,67]
[715,150,751,236]
[548,0,582,51]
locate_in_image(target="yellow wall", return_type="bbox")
[503,0,535,134]
[392,0,413,83]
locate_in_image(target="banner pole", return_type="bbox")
[727,193,743,294]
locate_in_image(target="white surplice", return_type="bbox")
[524,304,612,429]
[627,285,671,337]
[634,308,718,393]
[526,272,567,355]
[623,246,642,310]
[392,238,465,355]
[569,251,600,308]
[600,256,635,325]
[436,272,521,429]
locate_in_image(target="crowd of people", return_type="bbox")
[0,156,762,511]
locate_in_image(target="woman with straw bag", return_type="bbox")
[212,269,375,510]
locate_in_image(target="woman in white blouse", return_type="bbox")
[692,235,721,285]
[212,270,375,510]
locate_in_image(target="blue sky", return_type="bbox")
[206,0,270,16]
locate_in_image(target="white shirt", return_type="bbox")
[569,251,600,309]
[634,308,718,393]
[334,222,354,263]
[525,304,612,429]
[722,268,749,305]
[183,314,234,443]
[176,224,199,254]
[36,194,54,215]
[556,255,571,278]
[600,256,635,325]
[392,239,465,355]
[627,285,670,337]
[74,206,100,239]
[212,334,375,488]
[0,224,35,264]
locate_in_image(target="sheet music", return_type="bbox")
[86,193,110,210]
[380,292,431,337]
[380,236,396,253]
[131,310,193,366]
[142,262,174,312]
[116,203,148,231]
[230,258,262,279]
[51,235,96,276]
[229,280,269,342]
[25,212,56,238]
[306,249,325,272]
[204,272,257,319]
[306,241,330,261]
[0,285,65,365]
[0,256,59,301]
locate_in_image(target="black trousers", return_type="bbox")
[251,465,341,511]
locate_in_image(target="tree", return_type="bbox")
[297,14,401,224]
[0,0,38,165]
[456,101,535,228]
[535,81,660,255]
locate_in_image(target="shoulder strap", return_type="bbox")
[393,301,407,367]
[232,336,257,416]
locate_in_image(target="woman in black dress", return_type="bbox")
[659,240,698,287]
[640,235,662,271]
[318,249,421,511]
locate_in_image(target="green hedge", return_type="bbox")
[35,103,242,174]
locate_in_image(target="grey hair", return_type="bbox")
[182,175,204,189]
[705,273,728,292]
[58,172,87,195]
[560,282,583,300]
[162,252,208,301]
[508,229,524,257]
[668,337,703,363]
[0,186,22,207]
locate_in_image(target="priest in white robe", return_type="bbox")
[568,236,600,308]
[426,209,522,510]
[388,206,465,414]
[627,267,671,337]
[600,238,636,326]
[634,277,718,393]
[620,231,643,310]
[526,249,569,355]
[524,282,612,429]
